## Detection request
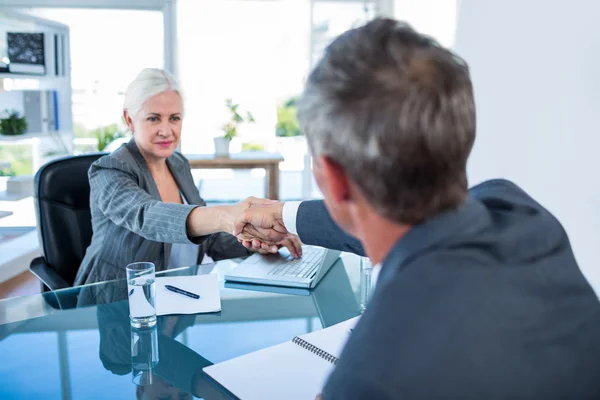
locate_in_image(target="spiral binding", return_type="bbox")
[292,336,338,365]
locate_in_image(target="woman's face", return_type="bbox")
[125,90,183,162]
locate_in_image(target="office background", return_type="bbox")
[0,0,598,297]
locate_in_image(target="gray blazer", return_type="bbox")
[75,140,249,286]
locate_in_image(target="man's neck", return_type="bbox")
[353,210,411,266]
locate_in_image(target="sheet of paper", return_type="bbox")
[155,275,221,316]
[205,340,334,400]
[203,317,360,400]
[297,316,359,357]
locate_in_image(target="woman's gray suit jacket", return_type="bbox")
[74,140,249,286]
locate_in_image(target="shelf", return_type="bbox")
[0,132,46,143]
[0,131,72,143]
[0,73,69,80]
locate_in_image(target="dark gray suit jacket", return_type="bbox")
[296,180,600,399]
[75,140,249,286]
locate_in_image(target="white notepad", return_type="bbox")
[155,275,221,316]
[203,317,359,400]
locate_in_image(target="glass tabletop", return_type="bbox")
[0,254,362,399]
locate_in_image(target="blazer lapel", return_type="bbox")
[126,139,171,269]
[125,139,162,200]
[125,140,201,267]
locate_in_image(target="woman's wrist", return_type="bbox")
[217,205,237,234]
[187,205,235,238]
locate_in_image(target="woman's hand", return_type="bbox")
[187,196,283,239]
[211,197,287,242]
[244,234,303,259]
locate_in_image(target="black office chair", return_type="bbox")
[30,153,105,292]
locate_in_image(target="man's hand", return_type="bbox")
[224,197,283,241]
[245,234,303,259]
[233,202,287,244]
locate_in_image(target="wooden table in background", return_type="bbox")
[186,152,284,200]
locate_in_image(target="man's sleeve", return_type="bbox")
[321,371,391,400]
[291,200,365,256]
[282,201,302,235]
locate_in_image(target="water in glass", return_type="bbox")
[127,262,157,328]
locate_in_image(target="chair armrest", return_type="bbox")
[29,257,70,291]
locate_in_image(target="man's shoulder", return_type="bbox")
[469,179,542,209]
[325,251,600,398]
[467,179,568,261]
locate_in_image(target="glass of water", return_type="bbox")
[360,257,373,312]
[127,262,156,328]
[131,325,159,386]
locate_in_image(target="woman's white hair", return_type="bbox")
[123,68,182,118]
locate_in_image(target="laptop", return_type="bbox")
[224,245,341,289]
[225,255,360,326]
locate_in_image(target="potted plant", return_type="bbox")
[275,97,301,138]
[216,98,255,157]
[275,97,307,167]
[0,110,27,136]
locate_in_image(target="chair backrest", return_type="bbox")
[34,153,105,287]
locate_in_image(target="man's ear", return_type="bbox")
[320,156,352,203]
[123,110,135,132]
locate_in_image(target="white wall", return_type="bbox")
[455,0,600,292]
[394,0,458,47]
[0,91,24,115]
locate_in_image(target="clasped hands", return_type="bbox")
[232,197,302,258]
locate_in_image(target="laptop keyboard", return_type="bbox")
[267,247,325,279]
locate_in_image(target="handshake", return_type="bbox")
[231,197,303,259]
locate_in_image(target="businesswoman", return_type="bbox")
[75,68,300,286]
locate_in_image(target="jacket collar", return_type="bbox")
[378,196,491,286]
[125,138,192,202]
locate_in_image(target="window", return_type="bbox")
[23,8,164,151]
[177,0,376,201]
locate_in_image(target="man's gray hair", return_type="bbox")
[298,18,476,224]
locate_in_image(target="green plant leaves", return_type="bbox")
[222,99,255,139]
[0,109,27,136]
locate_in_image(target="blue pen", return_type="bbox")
[165,284,200,299]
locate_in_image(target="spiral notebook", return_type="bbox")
[203,317,359,400]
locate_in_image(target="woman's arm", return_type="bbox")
[91,158,278,244]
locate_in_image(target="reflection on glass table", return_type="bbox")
[0,254,362,399]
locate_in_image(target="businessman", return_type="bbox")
[234,18,600,398]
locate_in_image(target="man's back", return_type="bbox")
[323,180,600,399]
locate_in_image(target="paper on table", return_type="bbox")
[203,317,359,400]
[296,317,357,357]
[155,275,221,316]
